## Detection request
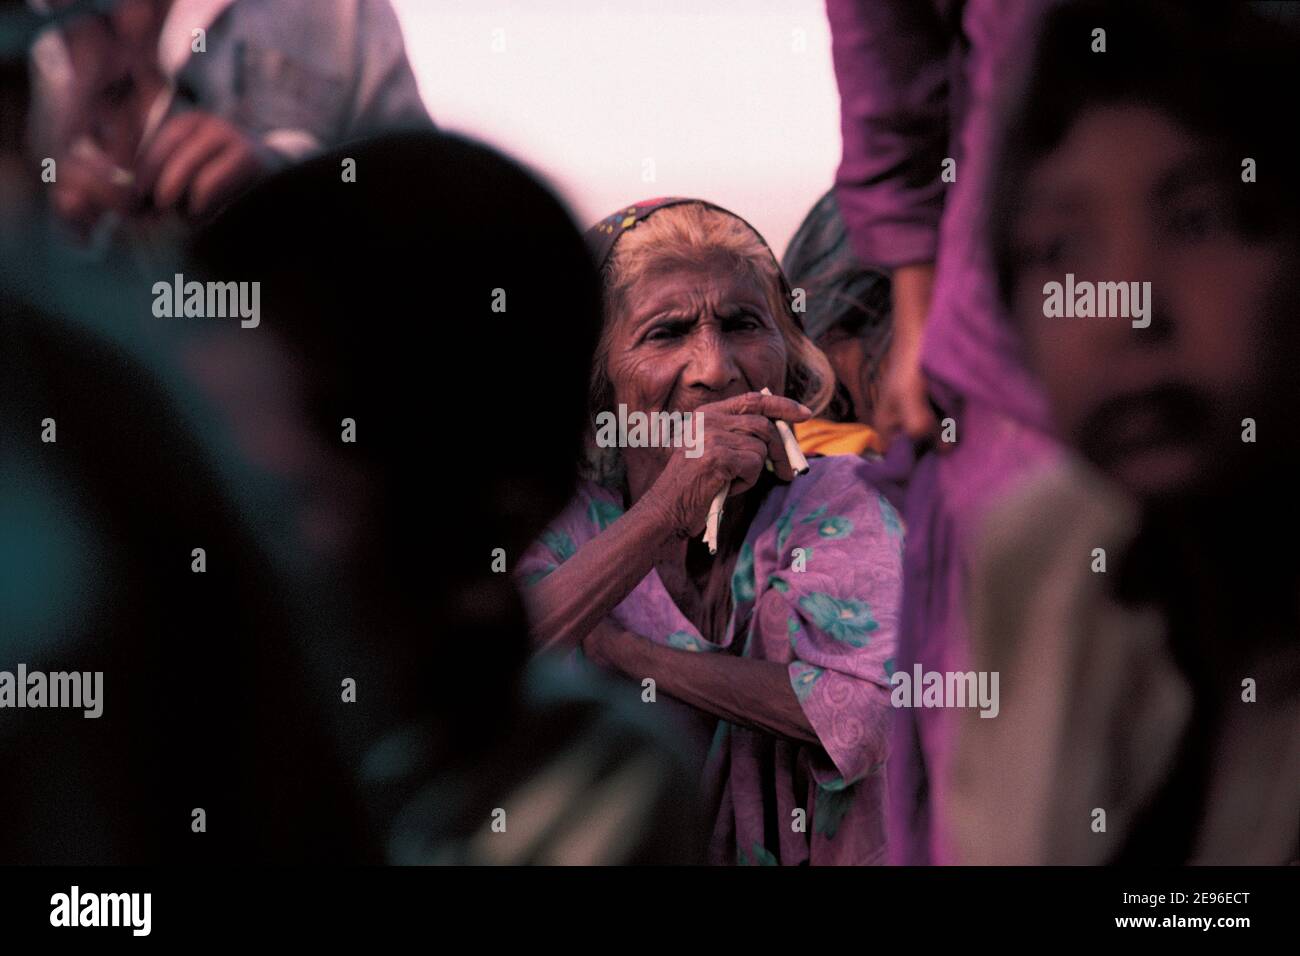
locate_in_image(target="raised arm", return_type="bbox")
[828,0,951,444]
[524,392,811,652]
[828,0,951,269]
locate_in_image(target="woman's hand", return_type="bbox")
[528,393,809,655]
[644,391,812,538]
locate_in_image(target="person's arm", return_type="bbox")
[586,459,902,779]
[827,0,950,269]
[878,262,938,444]
[525,393,810,652]
[342,0,434,137]
[526,488,678,654]
[584,621,819,745]
[827,0,950,444]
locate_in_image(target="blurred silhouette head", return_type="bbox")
[192,130,602,733]
[990,0,1300,506]
[0,296,366,863]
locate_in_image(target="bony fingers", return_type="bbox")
[758,391,809,475]
[729,413,776,441]
[766,424,796,481]
[757,392,813,423]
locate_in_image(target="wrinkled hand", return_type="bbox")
[136,111,267,219]
[645,391,812,538]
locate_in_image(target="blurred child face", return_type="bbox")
[1010,105,1297,503]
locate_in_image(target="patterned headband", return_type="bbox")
[585,197,803,331]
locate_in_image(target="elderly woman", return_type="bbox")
[519,198,902,865]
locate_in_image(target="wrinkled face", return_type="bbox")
[1011,105,1296,503]
[605,255,788,466]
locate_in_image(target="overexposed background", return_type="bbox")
[389,0,843,257]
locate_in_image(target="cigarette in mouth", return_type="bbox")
[760,387,810,475]
[702,389,810,555]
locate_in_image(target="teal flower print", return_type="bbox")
[815,782,857,839]
[798,592,879,646]
[666,629,708,652]
[816,516,853,540]
[731,542,756,604]
[541,529,576,563]
[767,574,790,594]
[800,503,829,525]
[775,505,796,556]
[791,661,824,702]
[739,842,778,866]
[588,498,624,531]
[523,563,557,587]
[878,495,903,539]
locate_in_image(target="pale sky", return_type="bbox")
[389,0,844,257]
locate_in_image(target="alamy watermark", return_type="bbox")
[594,405,704,458]
[890,666,999,718]
[152,272,260,328]
[50,886,150,936]
[0,665,102,718]
[1043,273,1151,328]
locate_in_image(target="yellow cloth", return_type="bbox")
[794,418,883,457]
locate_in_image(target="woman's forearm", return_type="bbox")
[613,634,819,746]
[527,489,679,653]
